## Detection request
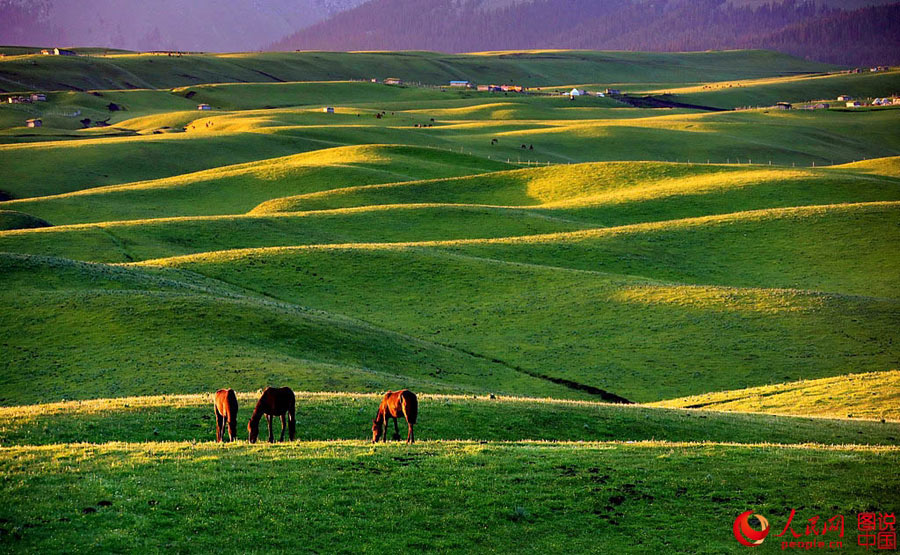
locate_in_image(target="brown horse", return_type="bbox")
[372,390,418,444]
[214,388,239,442]
[248,387,296,443]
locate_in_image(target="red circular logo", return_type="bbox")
[734,510,771,546]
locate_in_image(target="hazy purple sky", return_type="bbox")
[0,0,365,52]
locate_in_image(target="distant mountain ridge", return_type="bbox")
[271,0,900,66]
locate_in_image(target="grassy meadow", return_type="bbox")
[0,49,897,552]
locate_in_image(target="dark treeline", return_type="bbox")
[272,0,900,66]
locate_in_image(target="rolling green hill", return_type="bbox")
[652,69,900,109]
[0,50,836,93]
[0,252,580,404]
[0,210,50,231]
[0,205,590,263]
[3,104,898,205]
[137,242,899,403]
[253,160,900,219]
[653,370,900,420]
[0,145,509,219]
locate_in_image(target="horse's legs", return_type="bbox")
[266,414,274,443]
[407,421,414,444]
[391,417,401,441]
[227,416,236,442]
[215,409,223,442]
[288,409,296,441]
[279,413,286,442]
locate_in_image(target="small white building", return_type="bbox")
[43,48,77,56]
[837,95,852,101]
[569,88,586,96]
[449,80,471,88]
[25,118,42,128]
[30,93,46,102]
[846,101,862,108]
[197,104,211,110]
[323,106,335,113]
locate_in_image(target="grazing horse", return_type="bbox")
[248,387,296,444]
[372,390,418,444]
[214,388,239,442]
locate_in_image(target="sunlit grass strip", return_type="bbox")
[653,370,900,421]
[2,439,898,453]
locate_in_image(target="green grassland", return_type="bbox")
[2,103,898,204]
[139,243,898,402]
[254,160,900,220]
[0,49,836,92]
[0,145,510,220]
[0,252,584,404]
[2,441,895,553]
[0,205,590,262]
[653,69,900,109]
[0,49,898,553]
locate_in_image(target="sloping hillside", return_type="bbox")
[0,49,834,93]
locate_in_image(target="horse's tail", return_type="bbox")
[288,389,296,440]
[403,391,418,425]
[226,389,238,416]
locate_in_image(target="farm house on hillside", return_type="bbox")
[569,88,586,96]
[605,88,622,95]
[384,78,402,85]
[449,80,471,88]
[25,119,42,128]
[42,48,77,56]
[197,104,211,110]
[837,95,852,101]
[775,102,792,110]
[846,101,862,107]
[323,106,335,113]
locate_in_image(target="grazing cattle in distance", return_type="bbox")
[248,387,296,443]
[372,389,418,444]
[214,388,239,442]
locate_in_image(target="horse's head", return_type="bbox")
[372,419,383,443]
[248,420,259,444]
